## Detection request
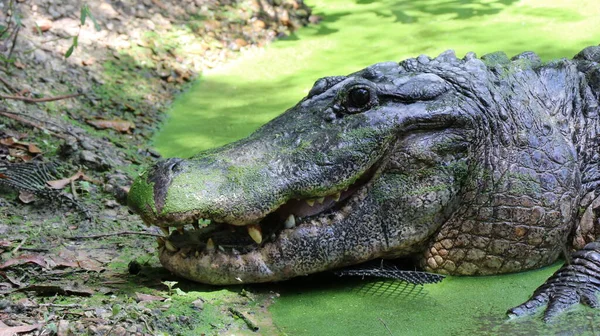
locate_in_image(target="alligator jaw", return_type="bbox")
[153,165,380,284]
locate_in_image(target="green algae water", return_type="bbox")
[153,0,600,334]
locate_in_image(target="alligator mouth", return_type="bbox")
[154,163,380,257]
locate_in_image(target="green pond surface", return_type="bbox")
[152,0,600,334]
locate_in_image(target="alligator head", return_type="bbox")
[128,47,600,285]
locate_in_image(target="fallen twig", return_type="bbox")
[67,231,163,240]
[11,237,27,253]
[17,247,49,252]
[228,307,259,332]
[379,318,393,336]
[70,178,77,200]
[0,92,81,103]
[39,303,82,308]
[0,110,69,139]
[6,25,20,68]
[0,75,18,93]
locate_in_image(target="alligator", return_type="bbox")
[128,45,600,320]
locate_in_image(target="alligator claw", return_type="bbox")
[507,242,600,322]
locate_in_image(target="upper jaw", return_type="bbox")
[151,162,380,256]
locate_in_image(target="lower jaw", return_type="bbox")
[158,228,362,285]
[159,242,285,284]
[158,185,377,285]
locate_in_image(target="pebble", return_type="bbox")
[48,6,61,19]
[191,299,205,310]
[99,3,119,19]
[33,49,48,63]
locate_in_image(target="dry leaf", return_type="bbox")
[0,137,15,146]
[8,148,23,158]
[18,284,94,297]
[57,250,106,272]
[47,170,84,189]
[0,254,48,270]
[18,190,36,203]
[87,119,135,133]
[27,143,42,154]
[20,155,33,162]
[0,323,42,336]
[136,292,166,302]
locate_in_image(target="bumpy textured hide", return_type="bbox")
[128,46,600,299]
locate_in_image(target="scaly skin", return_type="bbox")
[128,45,600,319]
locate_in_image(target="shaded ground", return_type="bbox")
[0,0,315,334]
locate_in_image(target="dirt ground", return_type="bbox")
[0,0,315,334]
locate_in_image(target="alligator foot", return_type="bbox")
[507,242,600,322]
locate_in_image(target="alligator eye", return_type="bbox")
[348,88,371,108]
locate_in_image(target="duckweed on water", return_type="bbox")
[154,0,600,334]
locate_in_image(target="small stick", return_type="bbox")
[11,237,27,253]
[67,231,163,240]
[0,111,66,139]
[228,307,259,332]
[39,303,82,308]
[0,110,69,139]
[379,318,393,336]
[0,92,81,103]
[70,179,77,200]
[5,23,19,68]
[0,76,18,93]
[18,247,49,252]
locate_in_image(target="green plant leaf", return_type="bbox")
[80,4,88,25]
[112,303,122,317]
[34,23,42,36]
[65,45,75,58]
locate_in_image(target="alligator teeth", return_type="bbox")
[218,245,225,252]
[284,214,296,229]
[160,227,170,236]
[316,197,325,204]
[206,238,215,251]
[332,192,341,202]
[306,199,315,207]
[180,252,187,258]
[247,224,263,244]
[156,237,165,247]
[165,240,178,252]
[195,251,200,257]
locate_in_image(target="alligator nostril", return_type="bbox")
[166,158,184,173]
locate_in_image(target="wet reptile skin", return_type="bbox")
[128,45,600,320]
